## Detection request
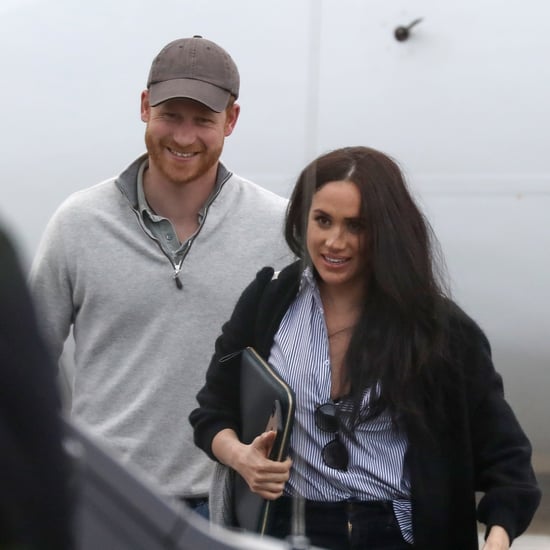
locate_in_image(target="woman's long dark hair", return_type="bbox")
[285,146,450,431]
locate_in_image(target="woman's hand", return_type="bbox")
[233,431,292,499]
[212,429,292,500]
[481,525,510,550]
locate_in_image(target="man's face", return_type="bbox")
[141,93,239,185]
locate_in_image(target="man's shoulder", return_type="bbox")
[51,178,121,220]
[225,172,288,208]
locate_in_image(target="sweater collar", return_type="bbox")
[114,153,231,210]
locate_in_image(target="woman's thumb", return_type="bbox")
[253,430,276,457]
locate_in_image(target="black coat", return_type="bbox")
[191,261,541,549]
[0,227,73,549]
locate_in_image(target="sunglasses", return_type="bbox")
[314,402,349,471]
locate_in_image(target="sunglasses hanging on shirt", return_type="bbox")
[314,402,349,471]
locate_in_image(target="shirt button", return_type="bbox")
[165,234,173,241]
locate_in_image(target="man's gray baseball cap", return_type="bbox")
[147,36,240,112]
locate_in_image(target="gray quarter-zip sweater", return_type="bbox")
[29,154,293,498]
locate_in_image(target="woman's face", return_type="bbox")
[306,180,368,293]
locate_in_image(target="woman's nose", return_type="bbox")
[326,227,345,248]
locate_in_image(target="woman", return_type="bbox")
[190,146,540,549]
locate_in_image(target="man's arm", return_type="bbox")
[28,208,75,364]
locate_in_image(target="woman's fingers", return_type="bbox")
[236,443,291,497]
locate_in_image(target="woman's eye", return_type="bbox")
[348,220,365,233]
[315,215,330,227]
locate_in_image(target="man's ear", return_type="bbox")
[140,90,151,122]
[224,103,240,137]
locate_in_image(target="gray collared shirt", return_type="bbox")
[136,159,226,267]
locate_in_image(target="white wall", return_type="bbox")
[1,0,549,466]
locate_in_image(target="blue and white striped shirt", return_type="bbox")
[268,268,413,543]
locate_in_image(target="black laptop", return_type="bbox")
[234,347,296,534]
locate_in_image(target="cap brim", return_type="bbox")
[148,78,230,112]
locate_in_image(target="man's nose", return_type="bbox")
[172,121,197,146]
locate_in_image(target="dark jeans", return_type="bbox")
[182,497,209,520]
[267,497,412,550]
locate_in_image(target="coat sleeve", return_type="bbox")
[459,314,541,541]
[189,266,275,461]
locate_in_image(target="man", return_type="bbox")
[1,226,73,548]
[29,36,292,515]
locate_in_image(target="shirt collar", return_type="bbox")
[136,160,231,221]
[136,159,152,217]
[301,265,316,289]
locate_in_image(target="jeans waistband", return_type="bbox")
[278,496,393,513]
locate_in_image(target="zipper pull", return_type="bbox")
[174,264,183,289]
